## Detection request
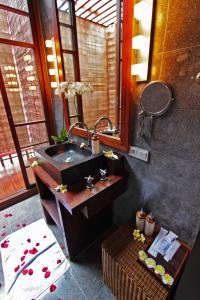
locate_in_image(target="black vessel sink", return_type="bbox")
[35,142,106,186]
[45,143,91,164]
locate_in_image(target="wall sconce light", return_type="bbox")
[45,39,59,89]
[50,82,58,88]
[49,69,56,76]
[25,65,33,72]
[29,86,36,91]
[45,40,53,48]
[23,55,32,61]
[132,0,154,82]
[8,81,18,85]
[27,76,35,81]
[47,55,54,62]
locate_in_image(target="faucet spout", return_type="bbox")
[94,116,113,133]
[67,121,91,146]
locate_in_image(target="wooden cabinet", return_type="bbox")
[33,163,127,260]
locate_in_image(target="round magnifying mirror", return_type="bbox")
[140,81,173,116]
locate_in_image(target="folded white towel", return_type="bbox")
[1,219,70,300]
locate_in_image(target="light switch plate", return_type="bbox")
[129,146,149,162]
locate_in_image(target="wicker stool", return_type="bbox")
[102,221,170,300]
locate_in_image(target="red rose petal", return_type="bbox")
[29,247,38,255]
[2,225,6,229]
[14,265,20,273]
[21,262,25,267]
[21,256,25,262]
[1,240,9,248]
[27,238,31,243]
[50,284,56,292]
[57,259,61,264]
[44,271,51,278]
[28,269,33,275]
[22,269,28,275]
[42,267,48,272]
[8,214,13,217]
[60,245,65,250]
[22,224,26,227]
[4,214,9,218]
[43,235,47,239]
[1,232,6,237]
[36,243,40,247]
[16,224,20,228]
[24,249,28,255]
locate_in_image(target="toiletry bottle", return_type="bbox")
[92,134,100,155]
[136,208,146,231]
[145,213,155,237]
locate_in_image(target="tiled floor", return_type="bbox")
[0,195,115,300]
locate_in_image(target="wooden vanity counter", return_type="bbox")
[33,163,127,260]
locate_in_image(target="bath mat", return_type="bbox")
[0,218,70,300]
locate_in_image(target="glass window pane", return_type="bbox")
[63,53,75,81]
[0,0,28,12]
[0,9,32,43]
[0,44,46,123]
[57,0,71,25]
[60,26,73,50]
[0,91,15,155]
[16,123,48,148]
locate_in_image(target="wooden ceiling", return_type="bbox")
[57,0,117,27]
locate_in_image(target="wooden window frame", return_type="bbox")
[54,0,133,152]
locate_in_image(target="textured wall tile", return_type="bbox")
[160,47,200,110]
[152,109,200,162]
[164,0,200,51]
[148,151,200,199]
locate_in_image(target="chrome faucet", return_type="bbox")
[67,121,91,146]
[94,116,113,133]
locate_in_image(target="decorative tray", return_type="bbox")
[138,236,190,289]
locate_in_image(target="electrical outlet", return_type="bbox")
[129,146,149,162]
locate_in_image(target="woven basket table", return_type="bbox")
[102,221,170,300]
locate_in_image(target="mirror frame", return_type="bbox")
[55,0,134,152]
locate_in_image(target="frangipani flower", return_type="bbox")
[155,265,165,276]
[145,258,156,268]
[162,273,174,286]
[31,160,40,168]
[55,184,67,193]
[133,229,140,239]
[138,233,145,243]
[103,150,119,160]
[133,229,146,243]
[138,250,147,261]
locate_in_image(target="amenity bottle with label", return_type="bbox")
[92,134,100,155]
[145,214,155,236]
[136,208,146,231]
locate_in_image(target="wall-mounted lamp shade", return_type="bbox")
[134,1,149,20]
[45,40,53,48]
[27,76,35,81]
[25,65,33,72]
[131,63,148,79]
[4,66,15,70]
[132,35,147,49]
[29,86,36,91]
[50,82,58,88]
[49,69,56,76]
[132,0,154,81]
[8,81,18,85]
[23,55,32,61]
[6,74,16,78]
[47,55,54,62]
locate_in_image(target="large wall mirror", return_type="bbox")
[55,0,133,151]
